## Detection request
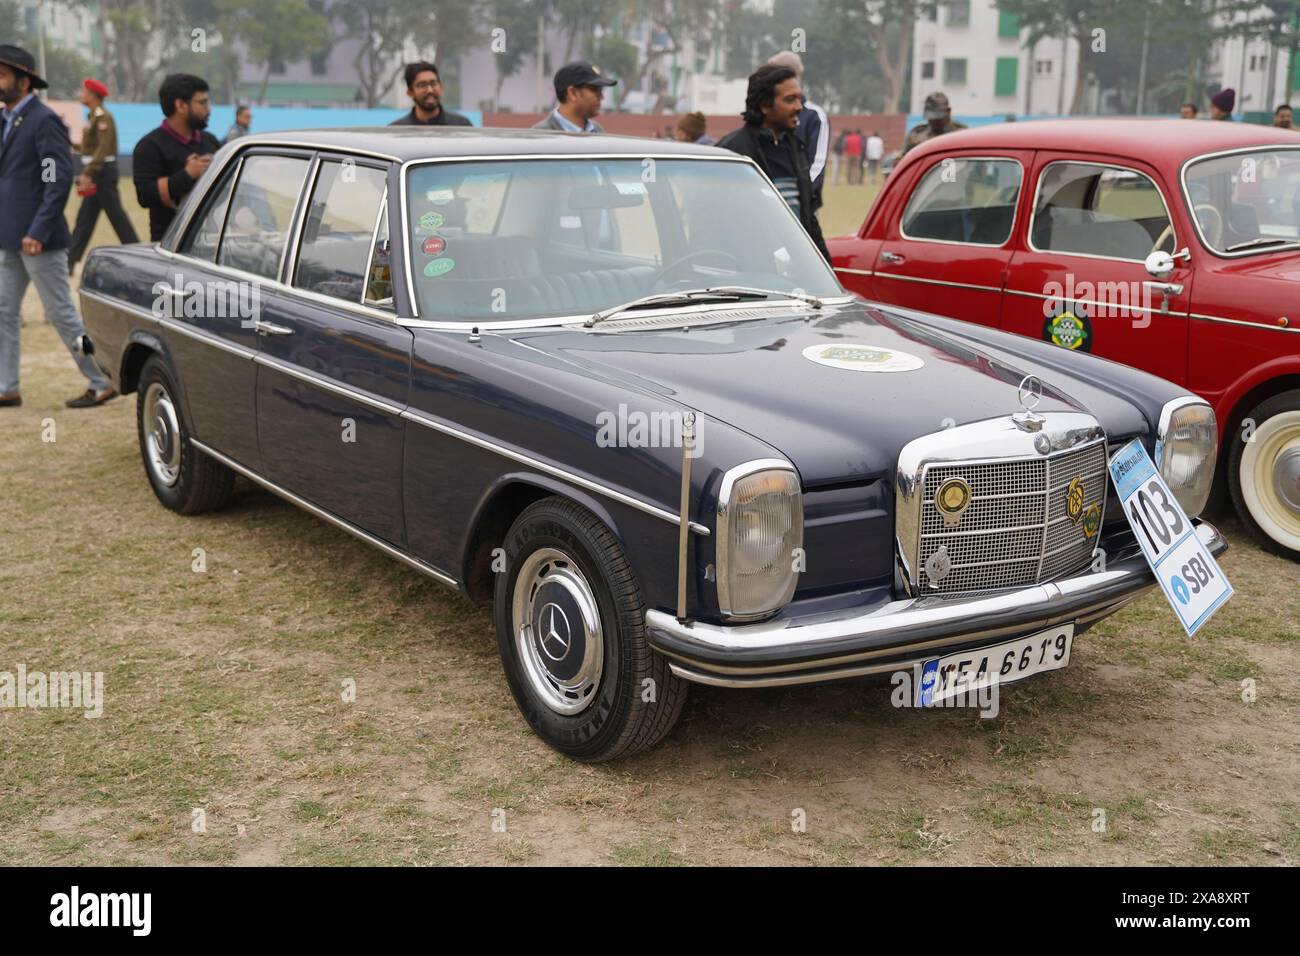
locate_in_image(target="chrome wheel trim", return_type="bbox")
[142,381,182,488]
[1240,410,1300,551]
[511,547,604,716]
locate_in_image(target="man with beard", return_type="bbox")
[0,45,117,408]
[390,63,472,127]
[132,74,220,241]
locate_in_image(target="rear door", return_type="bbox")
[1001,155,1192,384]
[163,149,312,470]
[870,151,1033,326]
[254,154,412,546]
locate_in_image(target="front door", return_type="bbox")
[871,151,1032,329]
[254,157,411,546]
[1001,156,1192,385]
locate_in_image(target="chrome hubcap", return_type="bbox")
[1274,447,1300,515]
[143,382,182,487]
[511,547,603,715]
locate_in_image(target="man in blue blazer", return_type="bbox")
[0,45,115,409]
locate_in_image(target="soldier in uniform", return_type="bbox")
[901,92,969,157]
[68,78,138,274]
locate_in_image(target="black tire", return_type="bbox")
[136,354,235,515]
[1227,389,1300,561]
[493,497,688,762]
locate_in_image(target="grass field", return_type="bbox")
[1,177,1297,866]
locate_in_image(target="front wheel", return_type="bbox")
[493,497,688,761]
[1228,389,1300,561]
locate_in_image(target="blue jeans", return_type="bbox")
[0,246,109,394]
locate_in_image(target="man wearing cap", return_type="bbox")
[902,92,968,156]
[390,63,472,127]
[1210,88,1235,121]
[68,77,139,275]
[533,63,617,133]
[0,45,117,408]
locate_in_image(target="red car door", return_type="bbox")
[859,150,1033,329]
[1001,154,1193,385]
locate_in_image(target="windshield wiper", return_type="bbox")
[585,285,826,329]
[585,288,769,328]
[1225,237,1299,252]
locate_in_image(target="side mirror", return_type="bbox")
[1145,250,1175,279]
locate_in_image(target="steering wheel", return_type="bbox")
[652,248,745,287]
[1194,203,1224,249]
[1151,223,1174,255]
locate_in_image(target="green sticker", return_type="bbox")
[423,257,456,278]
[416,211,444,232]
[1043,310,1091,351]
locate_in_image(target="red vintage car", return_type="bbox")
[829,118,1300,560]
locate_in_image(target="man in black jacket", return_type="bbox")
[717,65,829,262]
[132,74,220,241]
[390,63,472,127]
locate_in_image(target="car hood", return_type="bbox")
[508,301,1090,487]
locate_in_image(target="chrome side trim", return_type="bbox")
[1027,159,1178,265]
[1179,144,1300,259]
[79,287,158,323]
[898,155,1025,248]
[189,438,459,589]
[400,406,710,537]
[833,267,875,277]
[1004,285,1190,319]
[159,316,255,360]
[253,352,404,416]
[1190,311,1300,335]
[874,272,1002,294]
[714,458,802,620]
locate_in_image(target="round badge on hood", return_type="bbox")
[801,343,925,372]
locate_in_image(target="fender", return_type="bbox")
[1214,354,1300,441]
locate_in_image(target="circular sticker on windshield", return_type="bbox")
[422,236,446,256]
[801,343,925,372]
[416,211,444,232]
[423,258,456,278]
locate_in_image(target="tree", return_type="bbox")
[216,0,331,102]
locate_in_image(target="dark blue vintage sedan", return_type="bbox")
[79,129,1225,760]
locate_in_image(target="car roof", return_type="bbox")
[230,126,730,162]
[903,118,1300,165]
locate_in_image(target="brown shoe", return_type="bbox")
[65,387,117,408]
[0,391,21,408]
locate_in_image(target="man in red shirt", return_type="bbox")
[843,129,863,184]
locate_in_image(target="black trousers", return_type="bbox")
[68,164,139,268]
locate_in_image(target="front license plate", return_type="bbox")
[916,625,1074,706]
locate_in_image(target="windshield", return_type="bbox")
[1184,148,1300,255]
[404,158,841,321]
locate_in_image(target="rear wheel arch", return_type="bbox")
[119,334,168,395]
[1221,373,1300,451]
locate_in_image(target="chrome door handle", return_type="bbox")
[881,251,905,264]
[254,320,293,336]
[1143,281,1184,296]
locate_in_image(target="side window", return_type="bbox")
[218,154,311,280]
[292,160,388,304]
[1030,162,1174,261]
[900,158,1022,245]
[182,160,239,263]
[364,205,392,307]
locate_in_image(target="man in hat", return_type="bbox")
[533,63,617,133]
[1210,88,1235,121]
[717,64,830,262]
[902,92,968,156]
[0,45,117,408]
[132,73,220,242]
[68,77,139,275]
[390,63,472,126]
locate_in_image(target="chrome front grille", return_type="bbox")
[906,431,1108,595]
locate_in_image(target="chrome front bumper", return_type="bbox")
[646,520,1228,689]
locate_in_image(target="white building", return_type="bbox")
[910,0,1079,119]
[1210,6,1295,116]
[19,0,102,67]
